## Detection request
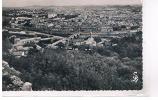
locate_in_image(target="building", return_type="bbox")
[48,13,57,19]
[101,26,113,33]
[14,37,41,46]
[83,37,97,47]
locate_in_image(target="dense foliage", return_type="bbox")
[3,31,143,90]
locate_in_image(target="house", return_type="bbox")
[14,37,41,46]
[48,13,57,19]
[83,37,97,47]
[101,26,113,33]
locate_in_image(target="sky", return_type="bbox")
[3,0,142,7]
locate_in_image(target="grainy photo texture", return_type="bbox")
[2,0,142,91]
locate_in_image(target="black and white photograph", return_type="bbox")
[2,0,143,92]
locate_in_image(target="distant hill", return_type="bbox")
[3,4,142,9]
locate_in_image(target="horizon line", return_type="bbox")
[2,4,142,8]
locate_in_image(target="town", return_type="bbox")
[3,5,142,58]
[2,5,143,91]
